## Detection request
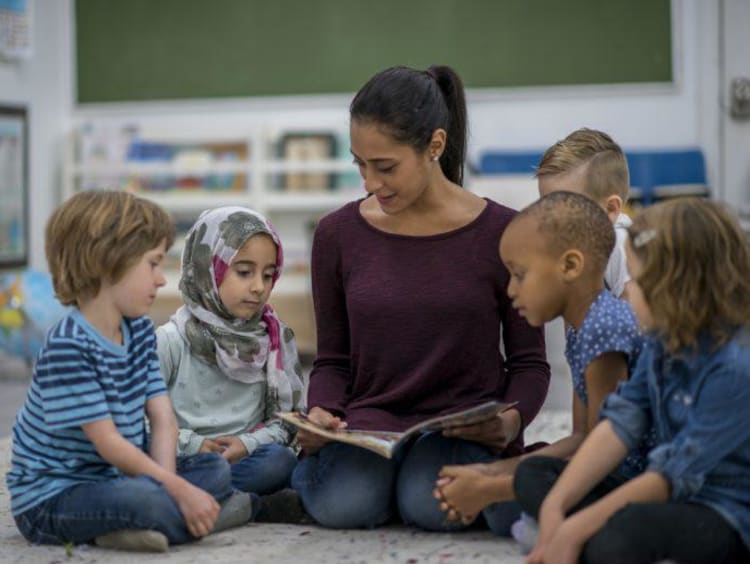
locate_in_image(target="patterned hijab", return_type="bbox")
[172,206,303,411]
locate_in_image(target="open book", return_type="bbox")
[276,400,517,459]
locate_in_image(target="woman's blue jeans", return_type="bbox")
[14,452,233,546]
[291,431,520,533]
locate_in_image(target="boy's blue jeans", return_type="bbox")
[14,452,233,546]
[291,431,520,533]
[230,443,297,494]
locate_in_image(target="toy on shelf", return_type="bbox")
[0,270,68,368]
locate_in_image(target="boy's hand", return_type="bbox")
[172,481,220,538]
[296,407,347,455]
[198,438,223,454]
[214,436,248,464]
[443,409,521,452]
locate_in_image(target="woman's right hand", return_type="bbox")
[296,407,347,455]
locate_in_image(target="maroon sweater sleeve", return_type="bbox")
[500,295,550,453]
[490,205,550,453]
[307,209,351,416]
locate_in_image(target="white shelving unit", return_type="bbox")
[64,124,360,287]
[63,120,362,354]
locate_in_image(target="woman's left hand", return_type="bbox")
[442,408,521,451]
[214,435,249,464]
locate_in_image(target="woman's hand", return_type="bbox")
[443,408,522,451]
[433,462,515,523]
[214,435,249,464]
[296,407,347,455]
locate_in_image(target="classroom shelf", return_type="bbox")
[263,192,360,212]
[63,121,359,355]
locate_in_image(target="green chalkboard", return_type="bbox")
[75,0,672,103]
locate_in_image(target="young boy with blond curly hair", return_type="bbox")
[7,191,253,553]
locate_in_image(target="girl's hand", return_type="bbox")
[539,519,586,564]
[526,544,546,564]
[198,438,223,454]
[214,436,249,464]
[443,409,522,452]
[528,500,566,563]
[296,407,347,455]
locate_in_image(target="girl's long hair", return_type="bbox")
[628,198,750,352]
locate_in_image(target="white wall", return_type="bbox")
[72,1,722,184]
[721,0,750,208]
[12,0,729,268]
[0,0,72,270]
[468,1,721,185]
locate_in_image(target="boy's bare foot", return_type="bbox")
[435,463,515,520]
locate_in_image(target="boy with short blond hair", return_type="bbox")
[536,128,632,298]
[7,190,252,552]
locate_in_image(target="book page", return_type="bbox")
[402,400,518,436]
[277,400,517,459]
[277,411,403,458]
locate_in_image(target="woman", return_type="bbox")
[292,65,550,532]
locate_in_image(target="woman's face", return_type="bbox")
[625,240,655,331]
[350,120,434,215]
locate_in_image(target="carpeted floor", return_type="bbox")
[0,411,572,563]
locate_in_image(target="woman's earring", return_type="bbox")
[432,155,439,161]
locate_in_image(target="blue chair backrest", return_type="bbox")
[478,152,544,175]
[478,148,707,205]
[626,149,706,203]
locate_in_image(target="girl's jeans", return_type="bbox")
[292,431,520,533]
[230,443,297,494]
[514,455,750,564]
[14,452,233,546]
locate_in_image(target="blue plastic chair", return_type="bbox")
[478,152,544,175]
[626,149,708,205]
[478,148,708,206]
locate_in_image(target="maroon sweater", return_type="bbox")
[307,198,549,453]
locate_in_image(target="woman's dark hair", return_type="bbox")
[350,65,468,185]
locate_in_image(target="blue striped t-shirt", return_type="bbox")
[6,309,167,516]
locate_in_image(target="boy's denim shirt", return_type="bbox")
[601,327,750,549]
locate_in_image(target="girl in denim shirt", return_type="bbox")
[514,198,750,564]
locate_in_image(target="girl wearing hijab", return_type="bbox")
[157,206,303,497]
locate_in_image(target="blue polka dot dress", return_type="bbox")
[565,290,653,477]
